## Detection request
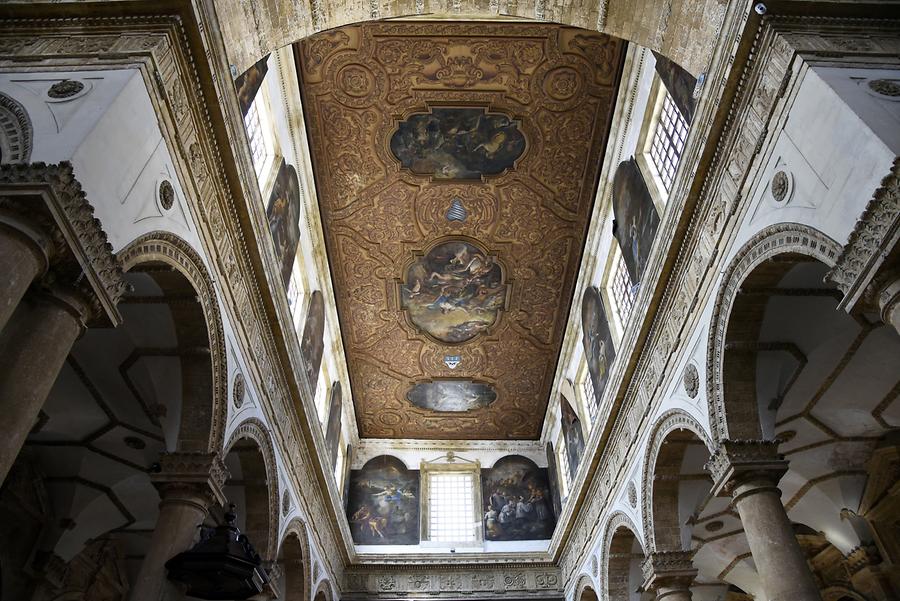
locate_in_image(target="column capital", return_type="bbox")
[0,162,127,327]
[151,451,229,508]
[707,439,788,497]
[641,550,697,592]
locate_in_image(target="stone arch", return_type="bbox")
[573,573,597,601]
[599,511,646,601]
[640,409,713,551]
[0,91,32,164]
[278,518,312,601]
[117,231,228,453]
[218,0,721,78]
[224,417,280,562]
[313,578,333,601]
[706,223,841,442]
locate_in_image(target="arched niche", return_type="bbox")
[278,519,311,601]
[600,512,648,601]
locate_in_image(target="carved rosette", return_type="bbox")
[706,440,788,497]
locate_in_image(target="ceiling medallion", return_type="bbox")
[401,239,507,344]
[390,107,525,180]
[47,79,84,99]
[407,379,497,412]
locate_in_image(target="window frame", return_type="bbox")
[555,431,571,502]
[636,77,688,212]
[419,458,483,547]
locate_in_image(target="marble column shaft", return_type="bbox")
[0,293,85,484]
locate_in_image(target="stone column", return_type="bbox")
[0,219,48,332]
[642,550,697,601]
[708,441,822,601]
[128,452,228,601]
[0,289,88,484]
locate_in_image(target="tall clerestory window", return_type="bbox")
[244,100,269,177]
[426,471,477,543]
[610,249,636,328]
[649,91,688,192]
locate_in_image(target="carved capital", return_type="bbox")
[0,162,127,326]
[151,452,228,507]
[707,440,788,497]
[846,543,882,576]
[828,158,900,312]
[641,550,697,592]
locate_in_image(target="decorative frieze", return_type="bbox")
[343,565,562,598]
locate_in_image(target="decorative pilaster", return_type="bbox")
[641,550,697,601]
[129,452,228,601]
[707,441,821,601]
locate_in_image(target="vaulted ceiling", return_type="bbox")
[296,22,624,439]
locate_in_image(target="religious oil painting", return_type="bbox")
[482,456,556,541]
[612,159,660,285]
[407,380,497,412]
[266,160,302,286]
[234,54,269,117]
[390,108,526,180]
[401,240,507,343]
[582,286,616,408]
[324,381,342,469]
[347,456,420,545]
[560,394,585,480]
[300,291,325,396]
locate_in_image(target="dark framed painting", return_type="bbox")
[581,286,616,408]
[653,52,696,123]
[347,455,420,545]
[390,107,526,180]
[234,55,270,117]
[266,160,302,286]
[401,239,506,343]
[560,394,584,481]
[324,381,342,469]
[481,455,555,541]
[612,159,660,286]
[300,291,325,396]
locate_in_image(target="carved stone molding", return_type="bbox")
[151,451,229,507]
[706,440,788,498]
[118,232,228,455]
[640,410,712,550]
[0,90,32,163]
[641,550,697,591]
[226,417,281,561]
[827,158,900,313]
[0,161,127,326]
[706,223,841,442]
[343,564,562,599]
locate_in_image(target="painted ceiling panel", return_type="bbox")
[296,22,624,439]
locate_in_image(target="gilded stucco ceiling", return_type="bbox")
[296,22,624,439]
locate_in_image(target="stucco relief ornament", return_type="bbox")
[159,179,175,211]
[232,372,245,409]
[627,480,638,508]
[770,170,790,202]
[47,79,84,99]
[683,364,699,398]
[868,79,900,99]
[281,488,291,516]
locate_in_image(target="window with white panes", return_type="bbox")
[244,101,268,177]
[427,472,477,543]
[610,249,636,327]
[649,92,688,192]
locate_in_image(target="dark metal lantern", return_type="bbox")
[165,504,269,600]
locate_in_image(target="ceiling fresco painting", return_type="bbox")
[407,380,497,412]
[401,239,507,344]
[296,22,625,439]
[390,108,526,179]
